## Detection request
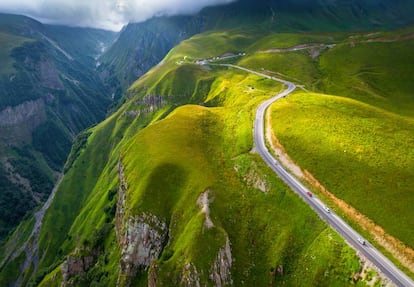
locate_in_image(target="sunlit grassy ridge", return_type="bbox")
[319,39,414,117]
[270,93,414,247]
[7,24,414,285]
[118,103,361,286]
[237,28,414,116]
[15,30,365,285]
[246,28,414,250]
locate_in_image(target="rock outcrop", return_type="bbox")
[181,262,201,287]
[124,94,167,118]
[39,60,64,90]
[61,254,95,285]
[134,94,166,114]
[117,213,167,286]
[116,161,168,286]
[115,161,127,240]
[210,237,233,287]
[119,214,167,271]
[197,190,214,229]
[0,99,45,128]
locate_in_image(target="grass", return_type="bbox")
[7,26,409,285]
[0,251,25,286]
[319,38,414,117]
[232,27,414,250]
[270,92,414,247]
[119,98,361,285]
[26,60,363,285]
[0,32,30,75]
[239,51,321,87]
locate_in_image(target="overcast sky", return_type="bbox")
[0,0,236,31]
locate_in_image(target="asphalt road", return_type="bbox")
[222,64,414,287]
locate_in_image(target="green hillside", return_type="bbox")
[1,2,414,286]
[248,29,414,250]
[0,28,375,286]
[270,92,414,246]
[99,0,414,100]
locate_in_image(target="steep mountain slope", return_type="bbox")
[1,32,363,286]
[2,27,409,287]
[99,0,414,100]
[1,1,414,286]
[0,14,116,239]
[98,16,205,99]
[253,28,414,267]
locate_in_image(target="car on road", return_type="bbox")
[306,191,312,197]
[324,206,331,213]
[358,237,366,245]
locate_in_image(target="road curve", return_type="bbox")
[222,64,414,287]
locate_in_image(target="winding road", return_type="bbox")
[222,64,414,287]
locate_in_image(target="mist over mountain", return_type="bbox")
[0,0,236,31]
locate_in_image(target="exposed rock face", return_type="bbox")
[181,262,201,287]
[210,237,233,287]
[197,190,214,229]
[234,162,269,193]
[134,94,166,113]
[119,214,167,271]
[0,99,46,147]
[116,161,168,286]
[0,99,45,127]
[116,161,127,239]
[61,254,95,284]
[2,160,40,203]
[39,60,64,90]
[148,260,159,287]
[177,237,232,287]
[124,94,167,118]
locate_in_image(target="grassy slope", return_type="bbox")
[270,93,414,246]
[243,29,414,248]
[120,102,360,286]
[319,38,414,117]
[16,30,364,286]
[0,32,30,75]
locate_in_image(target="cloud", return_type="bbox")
[0,0,236,31]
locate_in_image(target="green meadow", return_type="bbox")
[270,93,414,247]
[231,28,414,249]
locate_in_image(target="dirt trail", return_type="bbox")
[258,43,335,54]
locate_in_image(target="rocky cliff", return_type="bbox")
[116,161,168,286]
